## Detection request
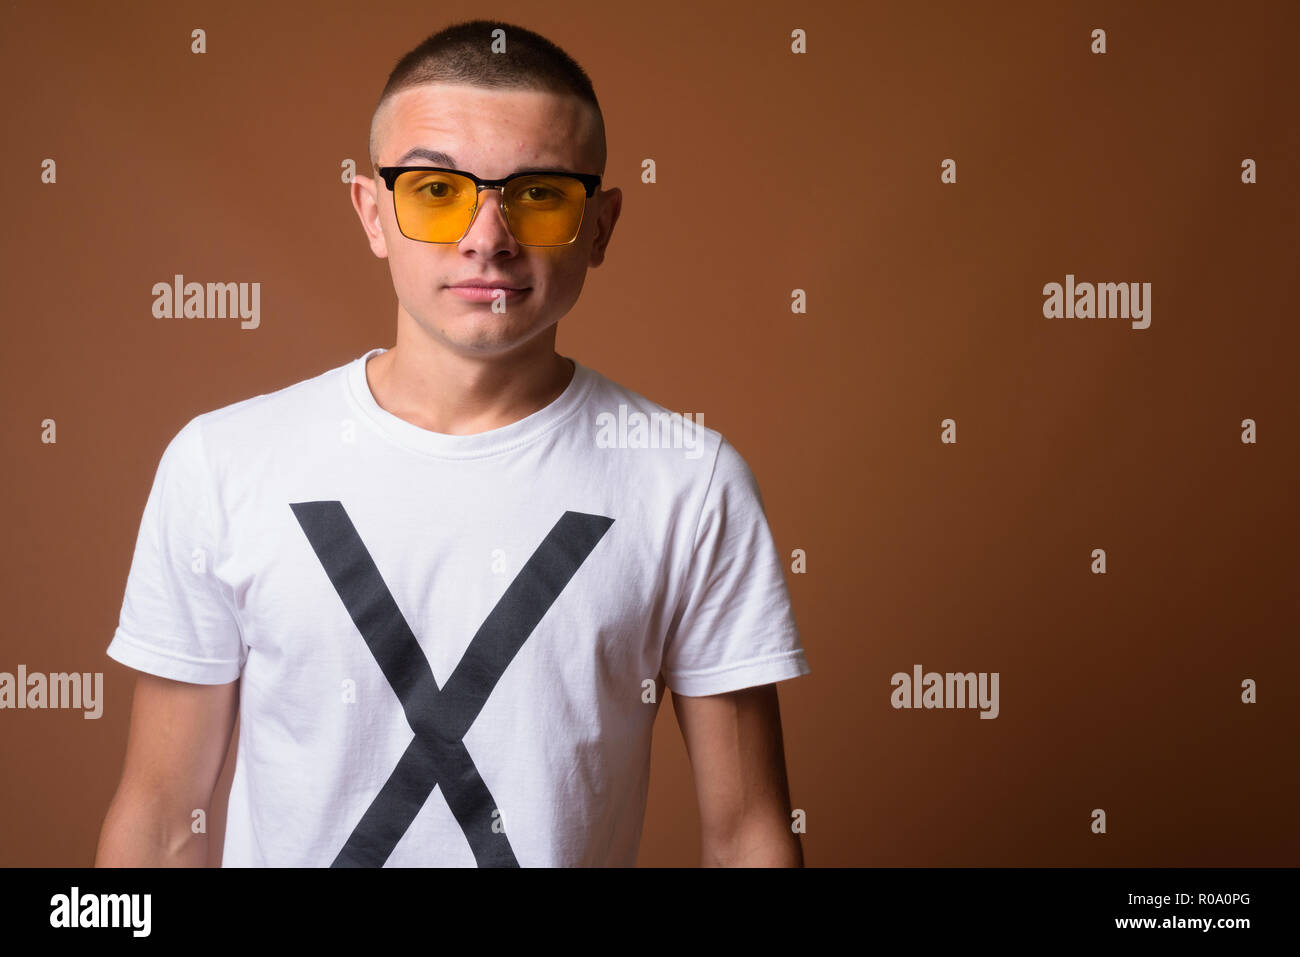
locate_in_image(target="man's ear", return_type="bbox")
[588,186,622,267]
[350,171,390,259]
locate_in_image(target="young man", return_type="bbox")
[96,19,810,868]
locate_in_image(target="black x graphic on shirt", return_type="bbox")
[289,501,614,867]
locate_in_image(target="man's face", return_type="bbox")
[352,82,620,359]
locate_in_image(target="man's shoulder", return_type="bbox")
[207,356,349,423]
[166,354,354,464]
[585,361,728,442]
[579,364,754,488]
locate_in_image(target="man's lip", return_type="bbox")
[445,284,531,302]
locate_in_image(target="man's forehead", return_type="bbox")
[379,83,595,164]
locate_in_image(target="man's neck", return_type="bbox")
[363,335,574,437]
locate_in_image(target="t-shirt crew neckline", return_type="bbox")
[345,347,594,460]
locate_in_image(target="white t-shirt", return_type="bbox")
[107,348,810,867]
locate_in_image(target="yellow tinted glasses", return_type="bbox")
[376,165,602,246]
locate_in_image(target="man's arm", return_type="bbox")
[95,673,239,867]
[671,682,803,867]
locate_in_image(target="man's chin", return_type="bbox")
[427,318,557,358]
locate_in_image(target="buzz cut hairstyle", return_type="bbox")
[368,18,607,174]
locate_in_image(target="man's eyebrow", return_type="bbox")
[387,147,573,175]
[392,147,456,167]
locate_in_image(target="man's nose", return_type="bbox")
[461,188,515,246]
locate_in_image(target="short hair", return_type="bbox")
[368,19,606,174]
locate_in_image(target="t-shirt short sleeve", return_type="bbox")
[106,417,245,684]
[661,437,811,697]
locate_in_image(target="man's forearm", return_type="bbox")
[95,788,212,867]
[700,814,804,867]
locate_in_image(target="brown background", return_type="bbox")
[2,0,1297,866]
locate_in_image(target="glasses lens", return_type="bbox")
[393,170,478,242]
[503,175,588,245]
[392,171,588,245]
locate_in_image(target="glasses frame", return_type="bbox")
[374,165,603,246]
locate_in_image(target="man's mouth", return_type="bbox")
[445,282,531,302]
